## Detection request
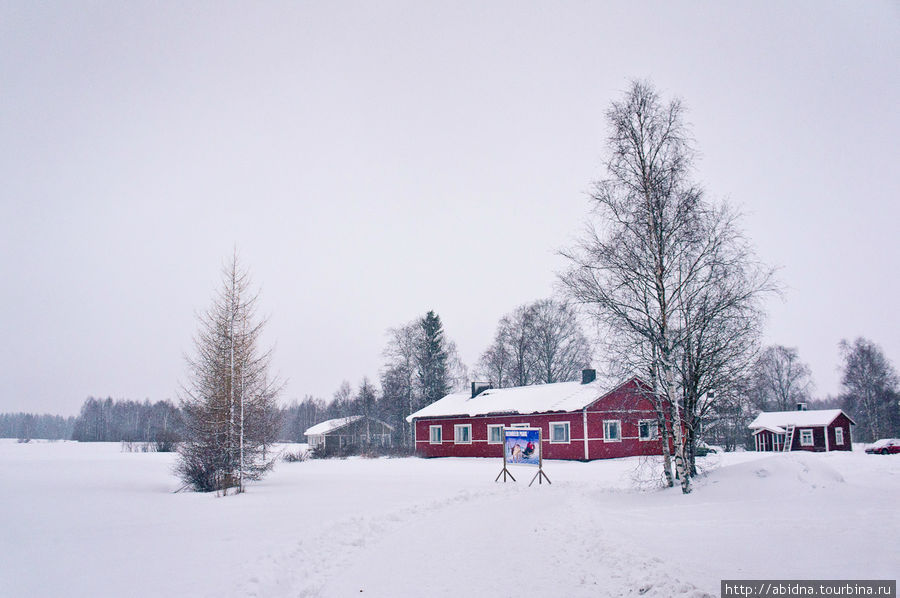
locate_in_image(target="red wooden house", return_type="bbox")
[407,371,670,461]
[748,407,855,452]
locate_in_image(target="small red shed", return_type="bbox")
[748,408,855,452]
[407,372,670,461]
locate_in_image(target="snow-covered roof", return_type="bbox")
[748,409,853,430]
[751,425,787,435]
[406,378,641,422]
[305,415,395,436]
[304,416,364,436]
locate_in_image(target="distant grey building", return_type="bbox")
[305,416,394,452]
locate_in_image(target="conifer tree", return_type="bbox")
[176,252,281,494]
[418,311,449,408]
[381,310,464,447]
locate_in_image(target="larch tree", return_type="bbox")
[176,253,281,495]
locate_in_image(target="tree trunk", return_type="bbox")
[683,400,698,477]
[651,362,674,487]
[662,348,691,494]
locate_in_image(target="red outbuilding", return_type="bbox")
[748,407,855,452]
[407,371,671,461]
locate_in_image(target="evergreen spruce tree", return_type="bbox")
[417,311,449,409]
[381,310,464,447]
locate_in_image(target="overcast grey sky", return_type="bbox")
[1,1,898,415]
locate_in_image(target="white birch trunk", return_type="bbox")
[651,363,674,487]
[662,345,690,494]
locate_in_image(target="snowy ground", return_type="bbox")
[1,441,897,597]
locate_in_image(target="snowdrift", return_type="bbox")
[696,452,846,499]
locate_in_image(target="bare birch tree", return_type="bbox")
[475,304,540,388]
[600,322,677,487]
[476,299,591,388]
[382,321,420,448]
[505,305,538,387]
[747,345,813,412]
[476,325,515,389]
[529,299,592,384]
[561,81,710,493]
[673,204,774,473]
[327,380,355,419]
[562,82,775,492]
[839,338,899,441]
[176,252,281,494]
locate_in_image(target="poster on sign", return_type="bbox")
[504,427,540,466]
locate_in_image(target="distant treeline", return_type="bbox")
[0,413,75,440]
[1,396,347,444]
[0,398,183,443]
[70,397,184,443]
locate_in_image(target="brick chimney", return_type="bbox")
[796,402,808,411]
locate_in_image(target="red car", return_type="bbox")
[865,439,900,455]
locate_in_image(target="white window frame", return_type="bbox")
[603,420,621,442]
[454,424,472,444]
[800,429,814,446]
[511,423,529,428]
[487,424,504,444]
[429,425,442,444]
[549,421,571,444]
[834,427,844,446]
[638,419,658,441]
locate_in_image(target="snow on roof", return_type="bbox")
[406,379,637,422]
[748,409,852,430]
[751,425,786,435]
[304,416,364,436]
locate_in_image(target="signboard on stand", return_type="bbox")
[504,427,540,465]
[495,427,551,486]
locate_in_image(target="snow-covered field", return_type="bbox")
[1,441,897,597]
